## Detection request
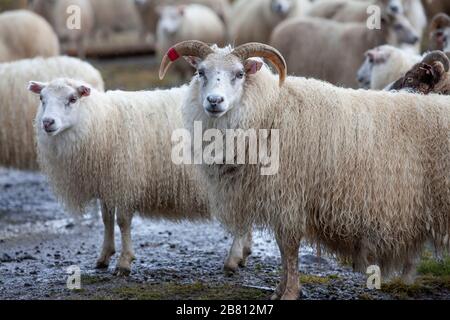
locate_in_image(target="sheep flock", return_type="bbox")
[0,0,449,301]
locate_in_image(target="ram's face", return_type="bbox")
[270,0,293,16]
[186,53,264,119]
[28,80,91,137]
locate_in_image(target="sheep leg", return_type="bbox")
[115,211,135,276]
[95,202,116,269]
[401,258,418,285]
[224,230,253,273]
[276,235,301,300]
[270,234,287,300]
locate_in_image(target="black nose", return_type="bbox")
[43,119,55,130]
[410,35,419,44]
[207,95,224,106]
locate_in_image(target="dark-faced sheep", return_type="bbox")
[390,50,450,94]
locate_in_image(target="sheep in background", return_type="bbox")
[390,50,450,94]
[52,0,94,58]
[357,45,421,89]
[29,78,253,276]
[229,0,311,45]
[308,0,426,52]
[270,14,419,88]
[28,0,54,22]
[156,4,226,79]
[0,56,104,171]
[422,0,450,21]
[0,10,60,63]
[135,0,230,42]
[429,13,450,52]
[160,40,450,299]
[90,0,141,39]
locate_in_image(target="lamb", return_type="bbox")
[357,45,421,89]
[0,56,104,171]
[156,4,226,79]
[270,14,419,88]
[134,0,230,41]
[28,78,253,276]
[229,0,311,46]
[390,51,450,94]
[52,0,94,58]
[428,13,450,52]
[0,10,60,63]
[160,40,450,299]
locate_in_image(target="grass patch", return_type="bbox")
[382,276,450,299]
[418,256,450,277]
[299,274,330,285]
[89,282,270,300]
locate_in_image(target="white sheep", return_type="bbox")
[0,56,104,171]
[160,40,450,299]
[0,10,60,63]
[52,0,95,58]
[229,0,311,45]
[270,15,419,88]
[357,45,421,90]
[28,78,253,275]
[308,0,426,52]
[89,0,141,39]
[134,0,231,42]
[156,4,226,79]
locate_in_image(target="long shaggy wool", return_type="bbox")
[37,82,208,220]
[0,56,104,170]
[183,58,450,275]
[0,10,60,63]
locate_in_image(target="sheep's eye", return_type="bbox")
[69,97,77,104]
[40,95,43,102]
[236,71,245,79]
[198,70,206,78]
[407,78,414,83]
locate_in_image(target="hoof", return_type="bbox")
[269,292,280,300]
[224,259,240,275]
[280,291,300,300]
[114,267,131,277]
[95,261,110,270]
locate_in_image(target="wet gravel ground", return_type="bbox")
[0,169,448,300]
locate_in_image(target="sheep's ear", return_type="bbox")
[28,81,47,94]
[184,56,202,69]
[367,49,389,64]
[244,59,263,75]
[77,85,91,98]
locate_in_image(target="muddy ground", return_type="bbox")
[0,57,449,300]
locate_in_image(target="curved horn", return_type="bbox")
[159,40,214,80]
[231,43,287,86]
[422,50,450,72]
[430,13,450,30]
